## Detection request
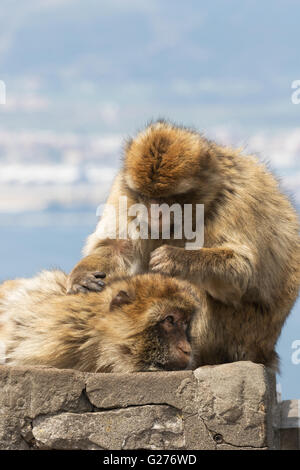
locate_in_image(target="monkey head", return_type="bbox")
[123,120,216,202]
[106,273,200,372]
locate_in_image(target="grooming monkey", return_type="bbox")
[0,271,198,372]
[67,120,300,370]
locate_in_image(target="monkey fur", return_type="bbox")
[0,270,198,373]
[67,120,300,370]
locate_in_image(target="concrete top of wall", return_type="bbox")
[0,361,279,450]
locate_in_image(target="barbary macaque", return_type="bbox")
[0,271,198,372]
[67,120,300,370]
[0,268,292,370]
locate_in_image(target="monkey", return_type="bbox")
[0,270,198,373]
[0,269,294,372]
[66,120,300,370]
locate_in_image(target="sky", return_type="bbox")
[0,0,300,211]
[0,0,299,398]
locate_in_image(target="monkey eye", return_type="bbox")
[164,315,175,325]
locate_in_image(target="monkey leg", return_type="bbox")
[190,293,280,371]
[150,245,253,305]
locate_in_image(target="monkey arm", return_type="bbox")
[67,253,107,294]
[68,171,138,294]
[67,239,134,294]
[150,245,254,306]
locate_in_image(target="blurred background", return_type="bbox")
[0,0,299,398]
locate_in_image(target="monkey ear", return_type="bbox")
[110,290,132,310]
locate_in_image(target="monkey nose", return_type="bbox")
[178,341,192,355]
[149,199,161,206]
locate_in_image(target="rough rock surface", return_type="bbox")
[0,361,279,450]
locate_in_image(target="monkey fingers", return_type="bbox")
[67,271,106,295]
[149,245,180,276]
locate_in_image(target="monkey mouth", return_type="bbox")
[147,361,170,372]
[154,362,168,370]
[145,364,165,372]
[152,359,191,372]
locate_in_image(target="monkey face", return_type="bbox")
[107,274,199,373]
[151,309,193,371]
[133,300,195,372]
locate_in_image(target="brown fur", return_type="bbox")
[0,270,198,373]
[68,120,300,370]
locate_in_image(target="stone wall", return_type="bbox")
[0,361,280,450]
[280,399,300,450]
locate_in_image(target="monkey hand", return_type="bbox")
[67,270,106,295]
[150,245,182,276]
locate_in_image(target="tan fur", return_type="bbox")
[0,270,198,373]
[68,120,300,370]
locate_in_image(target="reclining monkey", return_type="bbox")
[0,271,198,373]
